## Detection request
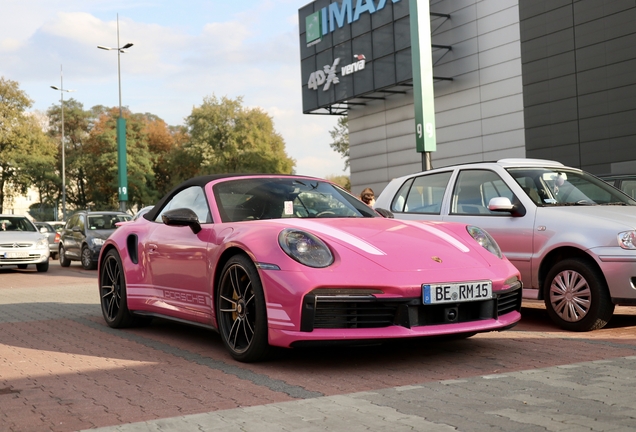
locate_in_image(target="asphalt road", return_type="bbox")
[1,259,636,431]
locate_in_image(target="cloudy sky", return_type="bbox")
[0,0,348,178]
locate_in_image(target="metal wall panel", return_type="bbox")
[520,0,636,174]
[348,0,525,195]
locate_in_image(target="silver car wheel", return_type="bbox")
[548,269,591,323]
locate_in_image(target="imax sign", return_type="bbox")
[306,0,402,47]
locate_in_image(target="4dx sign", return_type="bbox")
[307,55,366,92]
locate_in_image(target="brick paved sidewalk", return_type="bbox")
[87,355,636,432]
[2,277,636,431]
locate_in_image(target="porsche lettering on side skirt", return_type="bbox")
[163,290,206,305]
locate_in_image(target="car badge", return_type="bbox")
[13,243,19,249]
[431,256,442,263]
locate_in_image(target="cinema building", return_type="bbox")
[299,0,636,194]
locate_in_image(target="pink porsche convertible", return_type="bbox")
[98,175,522,362]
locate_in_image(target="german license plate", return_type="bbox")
[4,251,29,258]
[423,281,492,304]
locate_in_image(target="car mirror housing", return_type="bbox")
[161,208,202,234]
[375,208,394,218]
[488,197,526,217]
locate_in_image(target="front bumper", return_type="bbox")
[269,285,522,348]
[0,251,49,266]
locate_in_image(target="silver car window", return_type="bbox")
[452,170,515,215]
[398,171,451,214]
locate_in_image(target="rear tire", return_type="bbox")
[99,249,136,328]
[543,258,614,331]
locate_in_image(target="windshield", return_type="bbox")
[214,178,377,222]
[87,214,132,230]
[0,217,37,232]
[507,167,636,206]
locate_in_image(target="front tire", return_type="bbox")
[59,245,71,267]
[543,258,614,331]
[216,254,270,362]
[99,249,136,328]
[81,246,96,270]
[36,261,49,272]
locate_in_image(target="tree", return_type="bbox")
[184,95,295,175]
[47,98,93,213]
[329,116,349,170]
[326,174,350,191]
[83,108,159,211]
[0,77,56,213]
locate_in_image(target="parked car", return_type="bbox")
[375,158,636,332]
[0,215,50,272]
[133,206,154,221]
[59,211,132,270]
[45,221,66,232]
[98,174,523,362]
[598,175,636,199]
[34,222,61,259]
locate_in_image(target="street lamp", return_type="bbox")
[50,65,75,221]
[98,13,133,212]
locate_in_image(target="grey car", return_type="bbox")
[35,222,60,259]
[58,211,132,270]
[375,158,636,332]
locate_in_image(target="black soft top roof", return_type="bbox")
[144,173,319,221]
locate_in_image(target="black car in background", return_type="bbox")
[58,211,132,269]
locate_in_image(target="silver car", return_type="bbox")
[0,215,50,272]
[35,222,61,259]
[375,158,636,331]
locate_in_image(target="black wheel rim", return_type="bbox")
[218,263,256,354]
[100,254,122,322]
[549,269,591,322]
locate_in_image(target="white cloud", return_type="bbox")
[0,1,346,178]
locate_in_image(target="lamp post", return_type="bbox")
[98,13,133,212]
[50,65,75,221]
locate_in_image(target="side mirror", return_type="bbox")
[375,208,394,218]
[161,208,202,234]
[488,197,526,217]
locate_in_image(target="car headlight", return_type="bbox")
[35,237,49,249]
[92,238,105,246]
[618,231,636,249]
[467,226,502,259]
[278,229,334,268]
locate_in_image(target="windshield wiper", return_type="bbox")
[600,202,629,206]
[554,200,596,206]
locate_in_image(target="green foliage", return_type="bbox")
[329,116,349,170]
[4,79,297,214]
[325,174,351,191]
[184,95,295,176]
[28,202,56,222]
[0,77,56,213]
[47,98,93,213]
